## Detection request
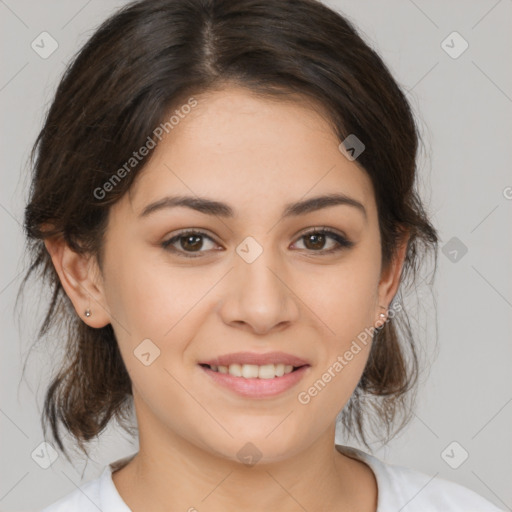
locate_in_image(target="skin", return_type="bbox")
[45,85,409,512]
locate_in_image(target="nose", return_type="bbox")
[217,248,300,336]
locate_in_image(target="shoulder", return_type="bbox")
[38,474,103,512]
[38,452,136,512]
[379,460,504,511]
[336,445,504,512]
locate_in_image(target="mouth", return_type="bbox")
[198,360,311,398]
[199,362,306,379]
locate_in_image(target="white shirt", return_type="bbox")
[39,444,504,511]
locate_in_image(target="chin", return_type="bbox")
[197,427,307,466]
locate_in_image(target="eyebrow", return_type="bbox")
[139,193,367,220]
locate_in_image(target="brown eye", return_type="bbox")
[161,227,354,259]
[179,233,203,252]
[303,232,327,250]
[162,230,218,258]
[293,228,354,254]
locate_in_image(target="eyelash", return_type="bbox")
[161,227,354,259]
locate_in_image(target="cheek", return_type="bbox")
[102,243,203,340]
[297,325,373,419]
[103,249,222,393]
[295,248,380,402]
[302,253,381,340]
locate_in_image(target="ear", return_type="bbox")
[375,229,410,324]
[44,237,111,328]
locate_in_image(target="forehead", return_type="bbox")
[125,86,376,222]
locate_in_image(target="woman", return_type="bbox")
[22,0,502,510]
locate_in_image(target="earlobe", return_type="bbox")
[44,237,111,328]
[376,230,410,319]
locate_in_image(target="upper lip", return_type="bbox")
[199,351,310,367]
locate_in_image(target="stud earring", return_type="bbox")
[376,305,388,329]
[85,309,92,318]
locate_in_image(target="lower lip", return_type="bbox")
[199,365,310,398]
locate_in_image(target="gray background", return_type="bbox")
[1,0,511,510]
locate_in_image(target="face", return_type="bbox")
[82,86,402,462]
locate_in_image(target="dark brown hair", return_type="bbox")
[22,0,438,461]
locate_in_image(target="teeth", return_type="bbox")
[209,363,297,378]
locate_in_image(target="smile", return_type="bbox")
[201,363,299,379]
[199,363,310,398]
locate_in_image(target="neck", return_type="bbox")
[112,399,377,511]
